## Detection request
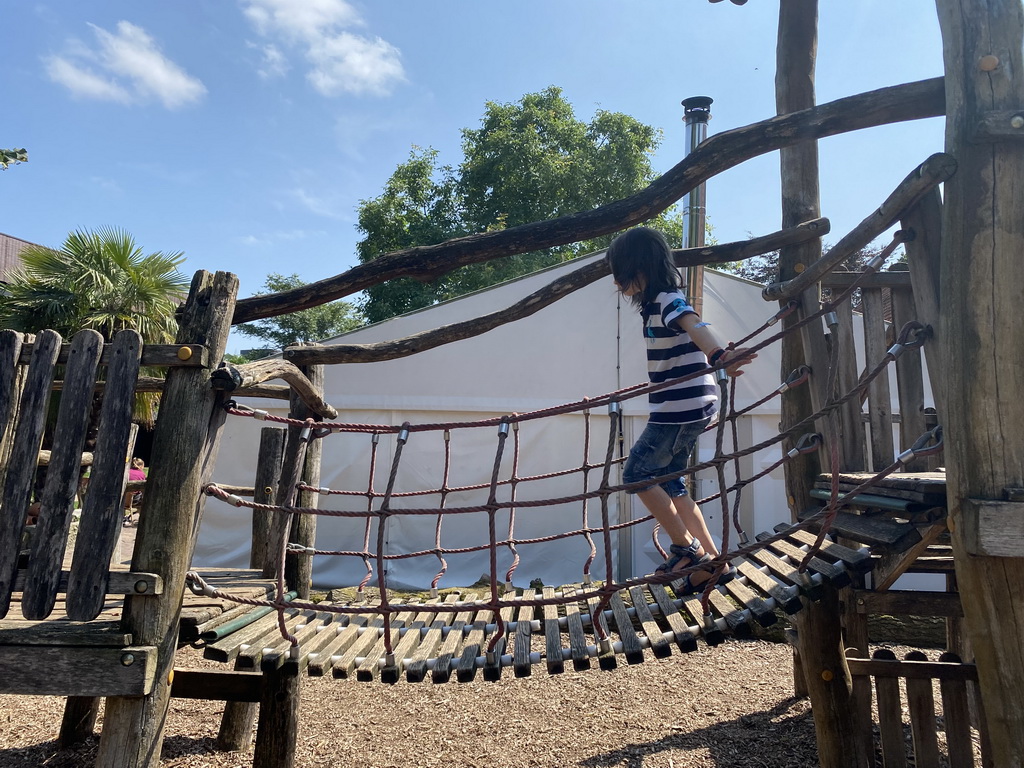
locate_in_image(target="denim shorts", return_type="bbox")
[622,417,712,497]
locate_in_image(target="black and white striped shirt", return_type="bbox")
[642,290,718,424]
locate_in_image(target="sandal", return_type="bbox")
[656,540,708,574]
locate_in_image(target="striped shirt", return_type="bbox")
[642,290,718,424]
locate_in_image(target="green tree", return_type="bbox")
[0,227,187,340]
[356,87,674,324]
[235,273,363,351]
[0,227,189,426]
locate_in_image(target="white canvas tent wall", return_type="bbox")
[196,252,793,589]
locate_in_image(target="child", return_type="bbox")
[607,227,755,592]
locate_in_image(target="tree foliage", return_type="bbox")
[0,227,189,427]
[0,227,188,341]
[235,273,363,351]
[356,87,677,324]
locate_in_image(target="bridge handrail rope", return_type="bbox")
[198,232,939,653]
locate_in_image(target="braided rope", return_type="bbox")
[201,255,941,651]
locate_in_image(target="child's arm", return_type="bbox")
[676,313,757,377]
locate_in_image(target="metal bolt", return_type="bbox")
[134,580,149,594]
[980,55,1000,72]
[1012,116,1024,129]
[821,669,834,681]
[121,653,136,667]
[176,346,193,361]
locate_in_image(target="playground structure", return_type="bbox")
[0,2,1022,768]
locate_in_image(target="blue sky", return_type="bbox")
[4,1,944,353]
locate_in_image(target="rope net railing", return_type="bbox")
[187,238,943,669]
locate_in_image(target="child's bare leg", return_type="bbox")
[637,486,692,546]
[670,493,719,557]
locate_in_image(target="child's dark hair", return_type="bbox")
[606,227,681,309]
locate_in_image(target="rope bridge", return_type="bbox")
[188,244,943,682]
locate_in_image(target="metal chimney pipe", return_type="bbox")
[681,96,713,317]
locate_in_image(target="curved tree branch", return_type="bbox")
[233,77,944,325]
[283,217,830,366]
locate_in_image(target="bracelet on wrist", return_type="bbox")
[708,348,726,366]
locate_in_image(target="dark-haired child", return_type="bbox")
[607,226,755,592]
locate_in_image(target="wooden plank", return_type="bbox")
[817,471,947,502]
[305,614,369,677]
[872,648,909,768]
[0,329,61,617]
[646,583,697,653]
[22,329,104,619]
[171,668,263,702]
[759,535,851,588]
[735,560,802,614]
[235,608,311,669]
[0,330,26,498]
[204,607,300,664]
[333,615,388,680]
[961,498,1024,557]
[903,650,941,768]
[891,285,931,472]
[562,587,591,670]
[780,527,873,573]
[862,285,896,471]
[455,604,493,683]
[482,594,517,682]
[11,569,161,596]
[66,330,143,621]
[607,589,644,664]
[0,620,131,646]
[355,605,417,682]
[512,592,535,678]
[260,611,334,673]
[16,342,207,368]
[705,587,752,639]
[854,589,964,619]
[747,546,824,601]
[873,522,949,590]
[674,592,724,646]
[0,644,155,696]
[628,585,671,659]
[585,592,617,670]
[938,651,977,768]
[405,592,460,683]
[798,508,922,553]
[721,576,778,628]
[541,586,564,675]
[431,594,477,684]
[381,603,436,684]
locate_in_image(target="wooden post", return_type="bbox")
[935,3,1024,766]
[95,271,238,768]
[286,362,323,599]
[251,426,287,572]
[215,425,287,753]
[776,0,826,520]
[777,4,860,767]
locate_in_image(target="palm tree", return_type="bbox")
[0,227,190,426]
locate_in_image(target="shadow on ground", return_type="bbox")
[580,696,819,768]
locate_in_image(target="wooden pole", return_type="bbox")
[213,425,287,753]
[777,3,861,767]
[95,271,238,768]
[935,2,1024,765]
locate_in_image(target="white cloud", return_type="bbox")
[241,0,404,97]
[45,21,206,109]
[251,42,289,79]
[289,186,350,219]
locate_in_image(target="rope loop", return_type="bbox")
[779,365,811,393]
[899,425,943,464]
[788,432,822,458]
